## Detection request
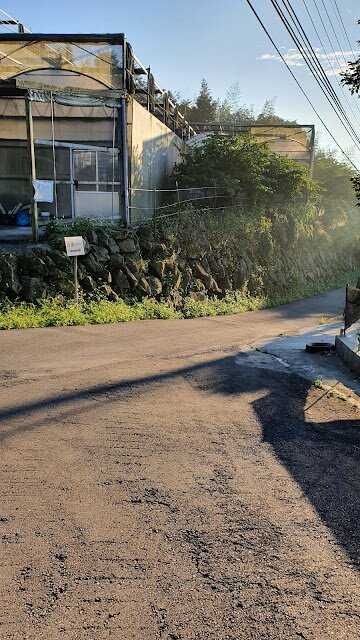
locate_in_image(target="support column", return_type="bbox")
[25,95,38,242]
[309,125,315,178]
[120,97,130,227]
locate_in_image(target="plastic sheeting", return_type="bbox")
[27,88,124,109]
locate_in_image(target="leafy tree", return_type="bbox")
[187,78,217,123]
[174,134,314,209]
[313,150,356,230]
[216,84,255,125]
[173,82,295,127]
[342,22,360,95]
[217,83,255,124]
[256,98,296,125]
[256,98,276,123]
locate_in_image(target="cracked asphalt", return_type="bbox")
[0,287,360,639]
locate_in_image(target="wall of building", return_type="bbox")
[128,98,183,225]
[0,98,115,142]
[0,97,121,222]
[0,94,184,227]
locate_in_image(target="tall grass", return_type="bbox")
[0,266,354,331]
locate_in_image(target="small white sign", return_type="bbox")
[64,236,86,257]
[33,179,54,203]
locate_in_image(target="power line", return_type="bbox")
[0,8,29,32]
[312,0,360,121]
[244,0,359,171]
[300,0,360,124]
[319,0,352,69]
[311,0,360,107]
[269,0,360,153]
[272,0,360,149]
[280,0,360,131]
[331,0,358,62]
[328,0,360,115]
[322,0,360,109]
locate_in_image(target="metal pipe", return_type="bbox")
[122,35,127,91]
[70,147,75,219]
[25,95,38,242]
[120,97,130,226]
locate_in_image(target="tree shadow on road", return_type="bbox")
[1,350,360,568]
[187,354,360,568]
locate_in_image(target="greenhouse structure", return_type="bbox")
[0,32,195,241]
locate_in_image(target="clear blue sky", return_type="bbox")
[2,0,360,165]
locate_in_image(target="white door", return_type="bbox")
[73,149,120,219]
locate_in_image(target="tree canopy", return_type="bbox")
[172,78,358,236]
[174,134,313,208]
[342,22,360,96]
[313,149,356,229]
[175,79,294,126]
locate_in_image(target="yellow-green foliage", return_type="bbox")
[0,300,87,330]
[182,292,266,318]
[0,298,181,330]
[0,266,355,331]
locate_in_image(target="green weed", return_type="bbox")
[0,267,355,331]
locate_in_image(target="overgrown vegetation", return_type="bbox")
[170,129,360,254]
[174,76,359,231]
[0,265,356,331]
[174,133,315,211]
[2,133,358,329]
[313,149,357,232]
[1,79,358,329]
[0,297,181,330]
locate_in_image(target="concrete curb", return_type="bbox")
[335,321,360,375]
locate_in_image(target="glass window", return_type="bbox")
[54,182,72,218]
[77,183,97,191]
[0,145,30,178]
[0,177,31,213]
[74,150,96,181]
[99,183,120,192]
[97,151,119,182]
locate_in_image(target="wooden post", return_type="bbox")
[25,95,38,242]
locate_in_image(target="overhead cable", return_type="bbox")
[300,0,360,124]
[244,0,360,171]
[269,0,360,154]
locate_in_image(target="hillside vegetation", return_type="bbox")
[0,131,358,329]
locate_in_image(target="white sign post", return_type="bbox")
[64,236,86,304]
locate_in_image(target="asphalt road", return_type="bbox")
[1,287,360,640]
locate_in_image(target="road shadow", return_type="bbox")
[1,350,359,568]
[186,354,360,569]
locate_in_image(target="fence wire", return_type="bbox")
[129,186,248,225]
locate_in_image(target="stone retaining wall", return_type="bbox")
[0,225,357,305]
